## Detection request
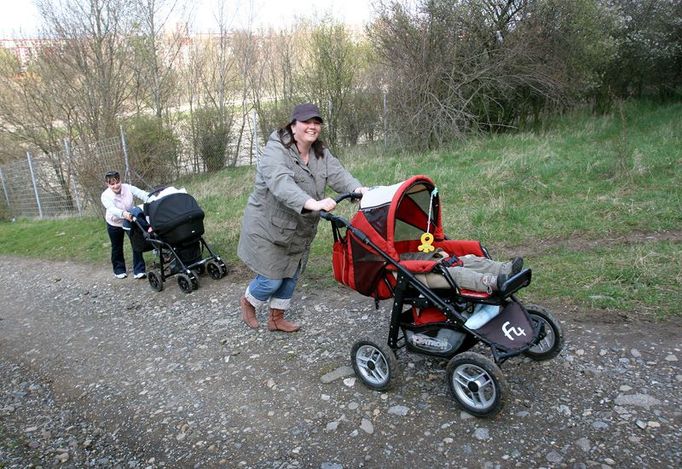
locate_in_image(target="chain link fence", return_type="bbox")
[0,112,262,220]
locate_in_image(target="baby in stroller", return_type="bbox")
[322,175,563,417]
[400,248,524,293]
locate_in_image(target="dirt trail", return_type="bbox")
[1,256,680,468]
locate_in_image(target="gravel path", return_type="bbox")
[1,256,680,468]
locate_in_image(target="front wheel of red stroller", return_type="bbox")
[147,271,163,292]
[177,273,195,293]
[523,304,564,361]
[446,352,507,418]
[351,337,400,391]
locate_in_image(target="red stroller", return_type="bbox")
[321,175,563,417]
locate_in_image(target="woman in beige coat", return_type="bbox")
[237,103,368,332]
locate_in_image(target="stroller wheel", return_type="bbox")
[147,271,163,292]
[523,304,564,361]
[351,337,399,391]
[190,272,200,290]
[218,260,229,276]
[206,260,224,280]
[446,352,507,418]
[177,273,195,294]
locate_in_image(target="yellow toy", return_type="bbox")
[418,232,435,253]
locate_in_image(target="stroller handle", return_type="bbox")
[320,192,362,222]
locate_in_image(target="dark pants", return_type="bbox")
[106,223,145,275]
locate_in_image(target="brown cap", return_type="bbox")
[291,103,323,123]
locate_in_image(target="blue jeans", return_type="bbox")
[246,267,300,311]
[122,207,149,232]
[106,223,146,275]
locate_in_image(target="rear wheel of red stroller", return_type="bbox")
[147,271,163,292]
[177,273,194,293]
[351,337,399,391]
[446,352,507,418]
[523,304,564,361]
[206,260,224,280]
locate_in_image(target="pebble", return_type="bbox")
[473,428,490,441]
[388,405,409,416]
[614,393,661,409]
[320,366,355,384]
[576,437,591,452]
[592,421,609,430]
[546,451,563,463]
[360,419,374,435]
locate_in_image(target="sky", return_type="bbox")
[0,0,377,38]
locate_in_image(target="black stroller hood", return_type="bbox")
[146,193,205,240]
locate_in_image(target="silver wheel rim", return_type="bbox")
[355,344,390,387]
[529,316,555,354]
[452,363,496,410]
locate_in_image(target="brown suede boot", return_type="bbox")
[240,296,259,329]
[267,308,300,332]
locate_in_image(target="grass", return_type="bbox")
[529,240,681,318]
[1,99,680,319]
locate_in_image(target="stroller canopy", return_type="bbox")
[146,192,205,244]
[354,175,444,260]
[334,174,486,300]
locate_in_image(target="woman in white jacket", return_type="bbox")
[100,171,149,279]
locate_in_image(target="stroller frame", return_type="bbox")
[322,177,564,417]
[143,234,227,293]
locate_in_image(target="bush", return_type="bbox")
[124,116,180,185]
[193,107,234,172]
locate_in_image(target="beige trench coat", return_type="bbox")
[237,130,362,279]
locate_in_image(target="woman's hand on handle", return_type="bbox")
[304,197,337,212]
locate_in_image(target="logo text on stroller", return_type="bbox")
[502,321,527,341]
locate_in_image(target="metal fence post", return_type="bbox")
[64,138,83,216]
[26,151,43,219]
[251,110,260,165]
[383,89,388,148]
[120,125,130,182]
[0,167,10,211]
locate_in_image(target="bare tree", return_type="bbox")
[35,0,136,141]
[129,0,188,119]
[184,0,240,171]
[305,19,357,148]
[0,43,82,210]
[251,27,307,139]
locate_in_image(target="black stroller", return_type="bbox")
[131,188,228,293]
[321,175,564,417]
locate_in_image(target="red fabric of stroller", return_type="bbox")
[332,175,485,299]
